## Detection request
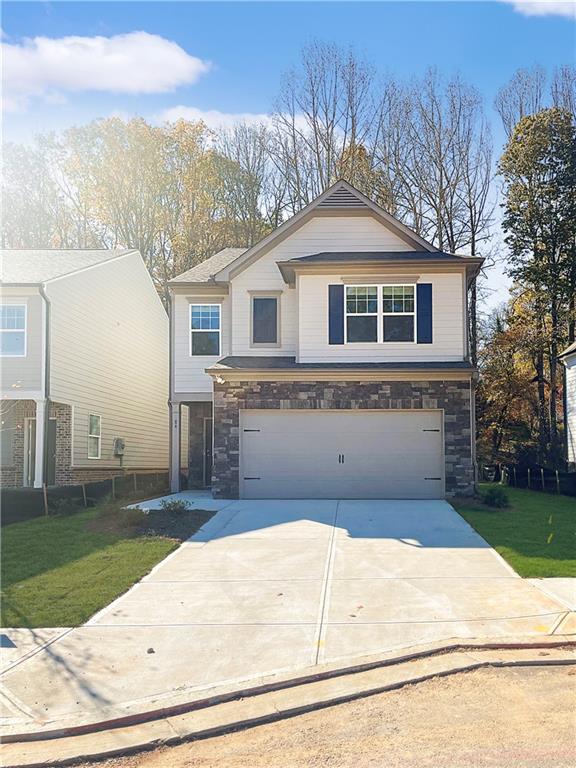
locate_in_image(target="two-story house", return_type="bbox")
[560,341,576,469]
[169,181,482,499]
[1,249,169,487]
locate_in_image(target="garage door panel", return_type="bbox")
[240,410,444,499]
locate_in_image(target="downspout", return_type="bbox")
[39,283,51,484]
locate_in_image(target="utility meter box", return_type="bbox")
[113,438,126,456]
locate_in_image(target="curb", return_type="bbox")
[1,636,575,768]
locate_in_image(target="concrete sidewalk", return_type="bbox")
[1,495,572,736]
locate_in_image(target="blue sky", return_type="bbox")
[2,1,575,306]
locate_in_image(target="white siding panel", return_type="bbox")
[47,252,169,469]
[566,360,576,464]
[231,215,415,357]
[0,289,43,393]
[298,272,465,362]
[173,293,229,394]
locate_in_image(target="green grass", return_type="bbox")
[453,485,576,578]
[1,508,177,628]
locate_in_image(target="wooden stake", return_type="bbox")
[556,470,560,495]
[43,484,49,516]
[541,468,545,490]
[82,484,87,508]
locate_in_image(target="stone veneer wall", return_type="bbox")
[212,379,475,499]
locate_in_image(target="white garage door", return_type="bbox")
[240,410,444,499]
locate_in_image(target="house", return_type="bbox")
[169,181,483,499]
[560,340,576,469]
[0,249,169,487]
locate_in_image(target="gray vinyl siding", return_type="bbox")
[47,252,169,469]
[0,289,43,394]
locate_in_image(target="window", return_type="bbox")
[252,295,279,345]
[345,286,378,342]
[343,285,415,344]
[88,414,101,459]
[190,304,221,356]
[0,305,26,357]
[382,285,415,342]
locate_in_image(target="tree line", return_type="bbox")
[2,44,574,468]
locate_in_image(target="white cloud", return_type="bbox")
[2,31,210,111]
[156,104,273,129]
[503,0,576,17]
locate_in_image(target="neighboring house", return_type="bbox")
[0,249,169,487]
[169,181,483,499]
[560,341,576,469]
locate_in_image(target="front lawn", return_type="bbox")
[453,485,575,578]
[1,502,213,628]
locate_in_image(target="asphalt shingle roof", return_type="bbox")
[0,249,134,284]
[286,251,476,264]
[170,248,246,284]
[210,356,474,371]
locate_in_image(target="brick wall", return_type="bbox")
[212,379,475,499]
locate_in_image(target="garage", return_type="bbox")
[240,409,445,499]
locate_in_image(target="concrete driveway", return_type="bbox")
[1,496,569,731]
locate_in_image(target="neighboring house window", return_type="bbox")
[190,304,221,356]
[252,295,279,346]
[0,304,26,357]
[88,414,101,459]
[345,286,378,342]
[382,285,415,342]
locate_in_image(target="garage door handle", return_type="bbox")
[338,453,345,464]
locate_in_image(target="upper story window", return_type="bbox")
[0,304,26,357]
[190,304,221,356]
[88,414,101,459]
[345,285,415,343]
[251,294,280,346]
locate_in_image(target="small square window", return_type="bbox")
[0,304,26,357]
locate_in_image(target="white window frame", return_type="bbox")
[344,285,379,344]
[189,303,221,357]
[382,284,417,344]
[343,284,417,344]
[88,414,101,459]
[0,303,27,357]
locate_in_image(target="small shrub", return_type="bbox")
[481,486,510,509]
[159,498,192,514]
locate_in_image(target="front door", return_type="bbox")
[203,417,213,487]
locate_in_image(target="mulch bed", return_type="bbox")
[136,508,216,541]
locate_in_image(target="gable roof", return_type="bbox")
[0,249,135,284]
[169,180,441,287]
[212,180,439,283]
[169,248,246,285]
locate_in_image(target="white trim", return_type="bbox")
[343,284,416,345]
[23,416,35,487]
[88,413,102,459]
[189,303,221,357]
[0,303,27,358]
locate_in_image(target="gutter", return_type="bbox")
[39,283,51,485]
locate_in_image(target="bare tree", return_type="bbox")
[551,64,576,116]
[494,65,546,137]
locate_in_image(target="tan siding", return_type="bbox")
[0,288,43,393]
[47,252,169,468]
[231,215,415,357]
[298,272,465,362]
[173,293,229,394]
[566,360,576,464]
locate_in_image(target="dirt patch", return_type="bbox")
[135,508,215,541]
[88,507,215,542]
[77,666,576,768]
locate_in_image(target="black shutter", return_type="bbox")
[416,283,433,343]
[328,284,344,344]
